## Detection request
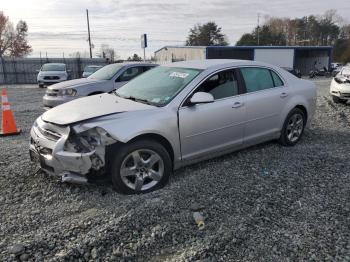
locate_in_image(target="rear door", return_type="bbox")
[178,68,246,160]
[239,67,289,145]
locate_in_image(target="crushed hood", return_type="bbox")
[42,93,155,125]
[47,78,107,90]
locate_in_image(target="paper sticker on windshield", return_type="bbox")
[169,72,189,78]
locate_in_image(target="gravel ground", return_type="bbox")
[0,79,350,261]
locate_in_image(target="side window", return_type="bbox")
[143,66,153,72]
[270,70,284,87]
[195,70,239,100]
[240,68,274,93]
[117,67,143,82]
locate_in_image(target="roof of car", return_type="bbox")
[164,59,268,70]
[43,63,65,65]
[119,62,158,66]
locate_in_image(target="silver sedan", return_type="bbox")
[30,59,317,194]
[42,62,157,107]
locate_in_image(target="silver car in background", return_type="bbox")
[37,63,69,88]
[42,62,157,107]
[30,60,317,194]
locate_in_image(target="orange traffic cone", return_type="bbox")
[0,88,21,136]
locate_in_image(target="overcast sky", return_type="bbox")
[3,0,350,59]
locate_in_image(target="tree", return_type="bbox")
[236,25,286,46]
[186,22,228,46]
[236,10,347,47]
[333,38,350,63]
[0,11,31,57]
[127,53,142,61]
[98,44,117,61]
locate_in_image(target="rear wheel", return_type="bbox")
[279,108,305,146]
[38,83,45,88]
[111,139,172,194]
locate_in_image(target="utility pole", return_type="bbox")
[257,13,260,46]
[86,9,92,58]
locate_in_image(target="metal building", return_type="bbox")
[154,46,333,75]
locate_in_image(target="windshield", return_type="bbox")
[115,66,202,106]
[41,64,66,71]
[84,66,101,73]
[88,64,123,80]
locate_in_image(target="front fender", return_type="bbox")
[72,108,182,163]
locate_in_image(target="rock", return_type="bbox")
[8,243,25,255]
[19,253,29,261]
[113,247,123,257]
[55,250,67,257]
[91,247,97,259]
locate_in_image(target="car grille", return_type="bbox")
[36,125,62,141]
[46,89,59,97]
[44,76,60,80]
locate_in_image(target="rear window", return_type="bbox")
[41,64,66,71]
[270,70,284,87]
[240,68,274,93]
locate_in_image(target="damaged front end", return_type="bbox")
[30,117,117,184]
[334,75,350,84]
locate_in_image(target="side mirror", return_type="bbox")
[190,92,214,105]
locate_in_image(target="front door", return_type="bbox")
[179,69,245,160]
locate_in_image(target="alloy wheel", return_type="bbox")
[120,149,164,192]
[286,113,304,142]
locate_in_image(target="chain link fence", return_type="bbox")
[0,57,108,84]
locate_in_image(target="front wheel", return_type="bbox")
[111,139,172,194]
[279,108,306,146]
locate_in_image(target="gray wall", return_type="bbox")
[0,57,107,84]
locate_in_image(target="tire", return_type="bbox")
[110,139,172,194]
[38,84,44,88]
[279,108,306,146]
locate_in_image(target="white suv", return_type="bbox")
[330,66,350,104]
[37,63,69,88]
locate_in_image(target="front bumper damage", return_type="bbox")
[29,117,116,184]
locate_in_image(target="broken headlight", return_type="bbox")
[64,127,116,153]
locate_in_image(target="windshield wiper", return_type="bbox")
[129,96,154,105]
[116,93,154,106]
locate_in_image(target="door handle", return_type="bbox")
[280,92,288,98]
[232,102,244,108]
